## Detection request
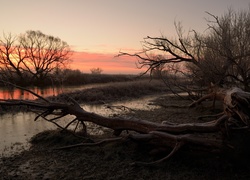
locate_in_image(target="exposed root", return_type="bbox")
[131,142,183,166]
[197,112,224,120]
[189,93,216,108]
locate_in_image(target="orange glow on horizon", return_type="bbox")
[70,51,146,74]
[0,44,146,74]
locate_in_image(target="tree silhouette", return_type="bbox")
[90,67,103,74]
[0,30,72,86]
[119,9,250,92]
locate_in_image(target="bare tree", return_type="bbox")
[118,22,204,97]
[90,67,103,74]
[0,33,26,82]
[202,9,250,90]
[118,8,250,93]
[1,81,250,165]
[1,8,250,167]
[0,30,72,85]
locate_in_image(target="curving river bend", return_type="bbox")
[0,85,160,156]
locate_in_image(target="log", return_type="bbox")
[0,86,250,164]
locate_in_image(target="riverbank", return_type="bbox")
[0,79,166,115]
[1,82,250,179]
[48,79,168,104]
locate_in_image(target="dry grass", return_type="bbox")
[51,79,167,104]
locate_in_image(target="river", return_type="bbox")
[0,84,161,157]
[0,83,113,100]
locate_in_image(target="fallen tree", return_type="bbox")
[0,83,250,165]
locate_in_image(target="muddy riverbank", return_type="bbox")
[1,81,250,179]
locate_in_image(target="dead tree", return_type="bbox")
[0,83,250,165]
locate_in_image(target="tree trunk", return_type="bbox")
[1,86,250,164]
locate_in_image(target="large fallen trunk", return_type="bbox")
[1,86,250,164]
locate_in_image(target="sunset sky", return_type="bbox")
[1,0,249,74]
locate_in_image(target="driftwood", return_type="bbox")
[1,84,250,165]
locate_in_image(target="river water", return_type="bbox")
[0,84,160,157]
[0,83,111,100]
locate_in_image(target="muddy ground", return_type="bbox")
[1,94,250,179]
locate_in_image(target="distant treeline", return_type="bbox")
[0,68,144,87]
[53,69,141,86]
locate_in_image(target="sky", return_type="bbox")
[1,0,249,74]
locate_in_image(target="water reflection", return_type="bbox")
[0,83,109,100]
[0,87,62,100]
[0,90,161,157]
[82,95,160,115]
[0,112,55,156]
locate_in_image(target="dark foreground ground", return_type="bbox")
[1,88,250,179]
